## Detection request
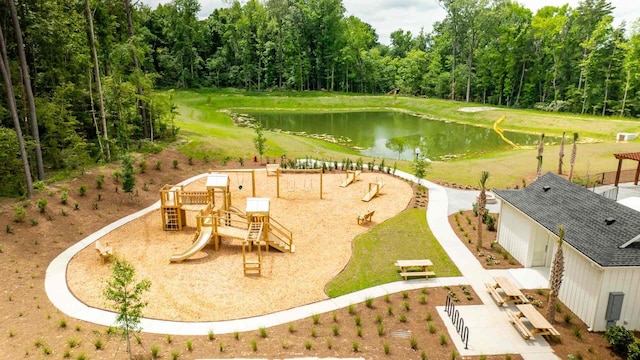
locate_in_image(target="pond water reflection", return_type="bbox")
[243,111,547,160]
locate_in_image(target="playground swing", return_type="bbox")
[236,173,245,190]
[304,179,313,193]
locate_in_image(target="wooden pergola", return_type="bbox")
[614,152,640,186]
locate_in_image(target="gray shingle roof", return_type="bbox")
[494,172,640,267]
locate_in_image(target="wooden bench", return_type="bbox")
[516,304,561,339]
[357,209,375,224]
[399,271,436,280]
[485,282,506,305]
[395,259,435,280]
[508,311,533,340]
[95,240,113,264]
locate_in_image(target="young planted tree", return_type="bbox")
[104,258,151,360]
[477,171,489,249]
[536,133,545,179]
[412,153,430,185]
[568,133,579,182]
[253,122,266,164]
[546,225,565,323]
[122,156,136,199]
[558,132,565,175]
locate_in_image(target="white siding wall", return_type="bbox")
[497,203,533,266]
[557,244,602,330]
[592,268,640,331]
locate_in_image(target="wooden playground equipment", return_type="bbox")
[95,240,113,263]
[340,170,361,187]
[164,173,293,275]
[357,209,375,224]
[275,167,323,199]
[362,179,385,202]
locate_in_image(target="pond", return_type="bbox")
[242,111,546,161]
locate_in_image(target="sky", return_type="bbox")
[140,0,640,45]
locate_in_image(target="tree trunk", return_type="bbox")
[546,227,565,323]
[465,40,474,103]
[88,68,104,155]
[602,47,615,116]
[620,67,630,116]
[8,0,44,180]
[515,60,526,106]
[558,132,565,175]
[124,0,149,139]
[0,25,34,197]
[450,41,456,100]
[86,0,111,161]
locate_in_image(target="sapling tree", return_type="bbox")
[253,122,266,164]
[412,153,430,184]
[122,156,136,199]
[104,258,151,360]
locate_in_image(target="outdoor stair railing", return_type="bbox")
[445,295,470,350]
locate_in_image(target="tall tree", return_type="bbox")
[85,0,111,162]
[7,0,44,180]
[0,24,33,196]
[477,171,489,249]
[546,225,565,323]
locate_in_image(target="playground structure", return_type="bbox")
[275,167,323,199]
[164,172,293,275]
[362,179,385,202]
[340,170,361,187]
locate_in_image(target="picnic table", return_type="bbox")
[485,276,529,306]
[394,259,435,280]
[508,304,561,340]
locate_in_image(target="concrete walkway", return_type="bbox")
[45,169,558,358]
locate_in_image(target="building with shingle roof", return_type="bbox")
[494,173,640,331]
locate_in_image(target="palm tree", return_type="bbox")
[558,132,565,175]
[536,133,545,179]
[477,171,489,249]
[546,225,565,323]
[568,133,579,182]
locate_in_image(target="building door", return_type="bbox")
[532,235,550,267]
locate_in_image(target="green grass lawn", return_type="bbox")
[172,89,640,188]
[325,209,461,298]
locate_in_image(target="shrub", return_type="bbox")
[78,184,87,196]
[604,325,635,355]
[94,338,104,349]
[410,337,418,350]
[139,161,147,173]
[172,159,179,169]
[208,329,215,340]
[377,323,385,336]
[37,198,47,213]
[354,315,361,326]
[67,338,79,348]
[59,318,67,328]
[288,323,295,333]
[259,327,267,338]
[440,333,448,345]
[155,161,162,171]
[365,297,374,308]
[305,341,312,350]
[60,190,68,204]
[14,205,25,222]
[171,350,180,360]
[151,345,160,358]
[352,341,360,352]
[332,325,340,336]
[186,340,193,351]
[384,342,390,354]
[112,170,123,183]
[628,339,640,360]
[428,321,436,334]
[310,327,317,337]
[312,313,320,325]
[96,174,105,189]
[348,304,356,315]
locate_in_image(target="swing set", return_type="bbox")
[275,168,323,199]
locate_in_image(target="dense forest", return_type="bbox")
[1,0,639,196]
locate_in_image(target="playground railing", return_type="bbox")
[179,190,210,205]
[269,216,293,252]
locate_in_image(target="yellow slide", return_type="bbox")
[170,226,214,263]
